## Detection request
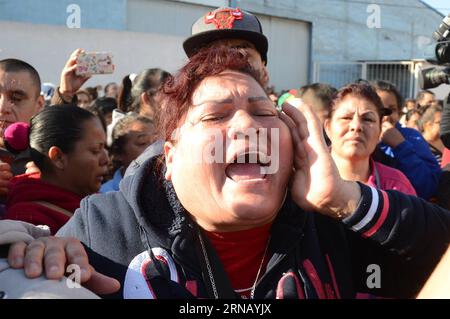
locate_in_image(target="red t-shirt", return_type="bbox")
[441,148,450,168]
[205,223,272,298]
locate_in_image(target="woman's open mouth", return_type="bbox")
[225,151,270,182]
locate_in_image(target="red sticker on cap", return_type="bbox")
[204,8,243,30]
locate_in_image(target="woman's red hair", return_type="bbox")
[157,47,263,142]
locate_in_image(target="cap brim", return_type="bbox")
[183,29,268,63]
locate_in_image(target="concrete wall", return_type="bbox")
[126,0,311,89]
[0,0,444,91]
[0,21,187,88]
[0,0,127,30]
[128,0,310,89]
[0,0,311,91]
[235,0,444,62]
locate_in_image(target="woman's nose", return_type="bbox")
[349,116,363,131]
[227,111,262,140]
[99,148,109,166]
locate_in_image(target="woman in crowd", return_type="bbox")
[404,109,421,131]
[92,97,118,126]
[4,106,108,234]
[8,48,450,299]
[420,105,445,165]
[372,80,441,199]
[325,83,416,195]
[127,68,170,119]
[399,99,416,126]
[76,89,92,108]
[100,114,155,192]
[105,69,169,153]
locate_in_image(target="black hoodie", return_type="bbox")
[57,155,450,299]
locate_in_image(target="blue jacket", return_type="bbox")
[57,155,450,299]
[100,169,123,193]
[379,123,441,199]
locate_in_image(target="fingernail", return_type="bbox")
[12,257,23,267]
[80,267,89,276]
[26,262,40,276]
[48,265,60,276]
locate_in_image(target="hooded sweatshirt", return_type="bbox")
[57,155,450,299]
[5,172,83,234]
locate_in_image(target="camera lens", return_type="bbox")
[433,15,450,41]
[436,42,450,65]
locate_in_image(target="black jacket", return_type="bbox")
[57,156,450,299]
[440,93,450,148]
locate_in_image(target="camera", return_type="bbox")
[419,14,450,90]
[433,14,450,64]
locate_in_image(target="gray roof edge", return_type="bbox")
[417,0,446,18]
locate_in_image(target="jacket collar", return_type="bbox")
[121,154,310,289]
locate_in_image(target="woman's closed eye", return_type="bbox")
[201,114,227,122]
[91,147,104,155]
[255,110,277,117]
[363,117,376,123]
[339,115,376,122]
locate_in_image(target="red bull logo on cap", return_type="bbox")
[204,8,243,30]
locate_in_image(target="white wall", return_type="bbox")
[259,15,311,89]
[235,0,444,62]
[0,21,188,89]
[127,0,311,91]
[0,0,311,92]
[1,0,444,91]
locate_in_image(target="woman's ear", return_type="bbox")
[140,92,150,106]
[48,146,67,170]
[140,92,155,118]
[164,141,175,181]
[324,118,331,138]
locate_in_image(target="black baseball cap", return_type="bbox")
[183,7,268,63]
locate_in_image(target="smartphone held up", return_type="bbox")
[75,52,114,76]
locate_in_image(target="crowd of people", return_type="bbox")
[1,6,450,299]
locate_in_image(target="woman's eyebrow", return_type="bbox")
[360,110,378,115]
[193,98,233,106]
[338,108,377,114]
[248,96,269,103]
[136,132,151,138]
[194,96,269,106]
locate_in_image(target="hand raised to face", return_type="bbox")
[279,98,361,219]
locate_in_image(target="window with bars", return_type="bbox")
[313,61,415,98]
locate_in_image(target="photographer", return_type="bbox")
[423,15,450,152]
[440,93,450,150]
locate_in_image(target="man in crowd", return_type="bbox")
[0,59,45,197]
[416,90,436,112]
[104,82,119,100]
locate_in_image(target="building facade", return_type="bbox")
[0,0,446,97]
